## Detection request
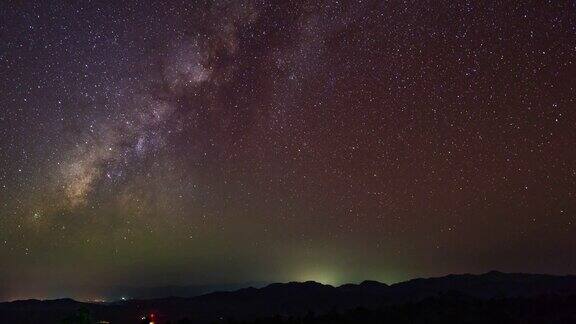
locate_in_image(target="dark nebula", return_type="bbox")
[0,1,575,301]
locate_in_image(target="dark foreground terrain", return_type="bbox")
[2,271,576,323]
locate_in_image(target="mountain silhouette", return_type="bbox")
[2,271,576,323]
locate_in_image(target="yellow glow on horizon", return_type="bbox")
[295,268,341,286]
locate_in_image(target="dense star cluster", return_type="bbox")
[0,1,575,301]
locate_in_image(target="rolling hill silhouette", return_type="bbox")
[2,271,576,323]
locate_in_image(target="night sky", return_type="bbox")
[1,1,575,301]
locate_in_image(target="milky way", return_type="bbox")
[0,1,575,301]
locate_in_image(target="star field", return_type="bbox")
[0,1,575,301]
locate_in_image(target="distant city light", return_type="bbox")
[141,313,155,324]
